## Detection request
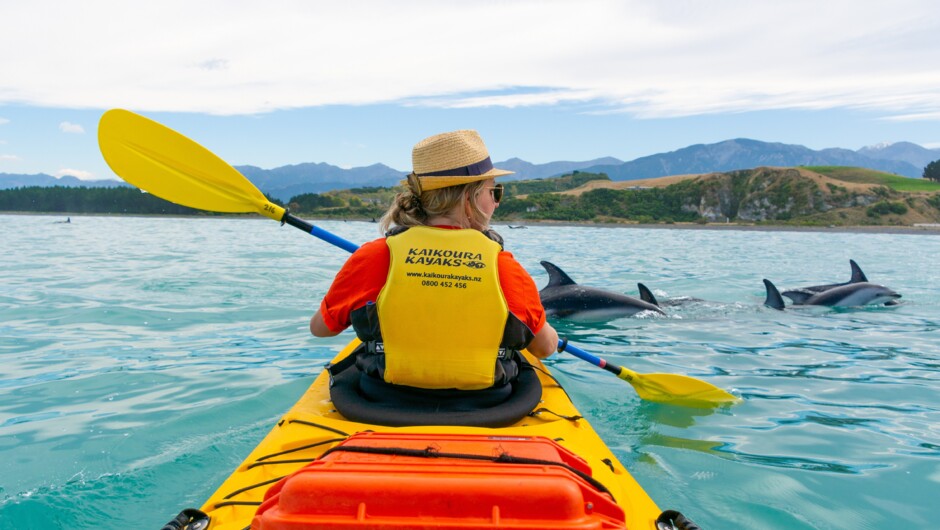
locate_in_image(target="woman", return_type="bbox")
[311,129,557,394]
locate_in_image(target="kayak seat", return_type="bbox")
[328,347,542,427]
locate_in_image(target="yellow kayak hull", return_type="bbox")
[199,341,662,529]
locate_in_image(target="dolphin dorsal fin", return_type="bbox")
[763,279,786,310]
[637,283,660,306]
[849,259,868,283]
[540,261,577,288]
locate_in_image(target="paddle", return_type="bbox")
[97,109,359,254]
[98,109,739,408]
[558,340,738,408]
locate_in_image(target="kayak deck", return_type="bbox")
[199,341,661,529]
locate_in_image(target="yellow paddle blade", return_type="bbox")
[98,109,286,221]
[618,367,740,408]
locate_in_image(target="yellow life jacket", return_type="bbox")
[376,226,508,390]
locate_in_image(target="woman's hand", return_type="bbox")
[526,322,559,359]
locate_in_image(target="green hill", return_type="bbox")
[804,166,940,192]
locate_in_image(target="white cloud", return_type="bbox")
[881,111,940,122]
[0,117,9,125]
[59,121,85,133]
[1,154,21,162]
[0,0,938,120]
[54,168,95,179]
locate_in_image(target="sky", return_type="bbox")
[1,0,939,180]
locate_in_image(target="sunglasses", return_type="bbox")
[482,183,504,203]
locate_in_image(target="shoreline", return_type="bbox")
[7,211,940,235]
[494,220,940,235]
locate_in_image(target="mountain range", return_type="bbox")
[3,140,938,202]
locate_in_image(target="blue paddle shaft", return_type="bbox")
[560,342,601,366]
[559,342,623,376]
[282,213,361,254]
[311,225,360,254]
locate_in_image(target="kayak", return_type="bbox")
[97,110,721,530]
[160,340,699,530]
[158,340,702,530]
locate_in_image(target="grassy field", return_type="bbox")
[804,166,940,192]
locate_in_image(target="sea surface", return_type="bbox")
[2,214,939,529]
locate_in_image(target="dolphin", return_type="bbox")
[539,261,665,320]
[764,278,901,310]
[781,259,868,302]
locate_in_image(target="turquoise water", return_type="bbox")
[2,214,938,529]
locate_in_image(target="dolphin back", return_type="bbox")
[538,264,666,319]
[807,282,901,307]
[782,289,814,304]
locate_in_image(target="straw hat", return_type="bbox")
[404,130,513,192]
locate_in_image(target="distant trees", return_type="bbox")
[866,200,908,218]
[924,160,940,182]
[0,186,286,215]
[491,185,699,223]
[290,192,345,210]
[0,186,203,214]
[0,185,394,219]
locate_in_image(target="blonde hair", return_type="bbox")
[380,174,490,233]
